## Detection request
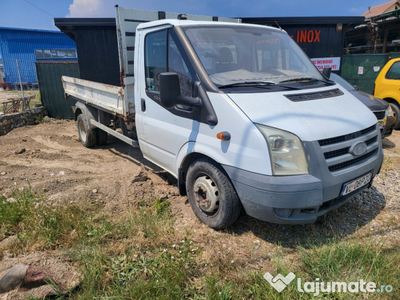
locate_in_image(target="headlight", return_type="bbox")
[256,124,308,176]
[385,105,394,118]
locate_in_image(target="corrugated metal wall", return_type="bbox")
[36,61,79,119]
[0,28,76,86]
[74,26,120,86]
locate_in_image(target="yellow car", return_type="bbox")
[374,58,400,130]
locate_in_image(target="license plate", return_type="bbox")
[340,173,372,196]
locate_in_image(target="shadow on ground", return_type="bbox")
[225,185,386,249]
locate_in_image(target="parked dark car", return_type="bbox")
[330,73,395,138]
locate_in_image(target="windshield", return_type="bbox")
[183,25,324,88]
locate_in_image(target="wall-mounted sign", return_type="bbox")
[311,57,341,71]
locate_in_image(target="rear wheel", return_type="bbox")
[186,158,241,229]
[77,114,96,148]
[389,103,400,130]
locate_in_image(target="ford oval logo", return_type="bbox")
[350,141,368,156]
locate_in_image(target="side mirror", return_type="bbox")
[159,73,201,109]
[353,85,360,91]
[322,67,332,79]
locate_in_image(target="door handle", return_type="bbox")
[141,98,146,112]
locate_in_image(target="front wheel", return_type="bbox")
[186,158,241,229]
[389,103,400,130]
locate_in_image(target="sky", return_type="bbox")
[0,0,391,32]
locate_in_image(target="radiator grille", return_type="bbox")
[318,125,379,172]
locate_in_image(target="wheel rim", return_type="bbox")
[78,119,87,142]
[193,176,219,213]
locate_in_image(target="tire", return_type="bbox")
[77,114,96,148]
[96,129,108,146]
[186,158,241,229]
[389,103,400,130]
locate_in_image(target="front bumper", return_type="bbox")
[223,165,379,224]
[222,125,383,224]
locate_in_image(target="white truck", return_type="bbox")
[62,7,383,229]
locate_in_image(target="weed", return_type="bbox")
[0,187,105,252]
[153,197,170,214]
[0,191,32,237]
[34,115,46,124]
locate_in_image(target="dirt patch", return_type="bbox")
[0,252,81,299]
[0,119,399,278]
[0,119,189,223]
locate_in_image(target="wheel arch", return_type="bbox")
[74,107,83,120]
[74,101,98,129]
[177,150,234,197]
[383,97,400,108]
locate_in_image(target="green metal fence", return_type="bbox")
[341,52,400,94]
[36,61,79,119]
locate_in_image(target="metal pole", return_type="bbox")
[16,59,26,111]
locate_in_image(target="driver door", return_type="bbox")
[136,28,199,175]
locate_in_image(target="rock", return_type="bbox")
[19,266,60,292]
[0,259,82,299]
[14,148,25,155]
[0,236,18,252]
[0,264,29,293]
[131,165,150,183]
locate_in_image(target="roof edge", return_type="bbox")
[54,18,116,27]
[0,26,62,33]
[240,16,366,26]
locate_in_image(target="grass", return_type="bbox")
[1,187,399,299]
[297,241,400,299]
[0,187,103,251]
[381,156,400,171]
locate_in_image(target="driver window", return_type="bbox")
[144,29,195,99]
[145,30,167,93]
[168,35,194,98]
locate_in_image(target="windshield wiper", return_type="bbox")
[279,77,335,85]
[218,81,276,89]
[279,77,317,83]
[218,81,303,91]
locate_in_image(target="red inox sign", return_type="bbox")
[290,30,322,43]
